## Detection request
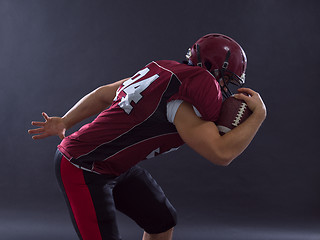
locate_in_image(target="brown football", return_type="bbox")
[216,96,252,135]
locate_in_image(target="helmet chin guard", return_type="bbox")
[186,33,247,98]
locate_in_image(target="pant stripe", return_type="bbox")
[57,153,103,240]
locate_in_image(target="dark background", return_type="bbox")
[1,0,319,239]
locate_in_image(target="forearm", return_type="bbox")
[218,109,266,164]
[62,89,109,129]
[62,79,127,129]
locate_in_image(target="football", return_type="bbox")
[216,96,252,135]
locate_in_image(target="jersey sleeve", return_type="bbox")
[167,100,202,124]
[168,69,222,122]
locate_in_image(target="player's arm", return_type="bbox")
[174,88,266,166]
[61,78,128,129]
[28,78,128,140]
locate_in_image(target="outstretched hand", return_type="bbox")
[28,112,66,140]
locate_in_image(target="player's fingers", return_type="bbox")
[32,133,49,140]
[42,112,49,121]
[31,121,45,127]
[28,128,45,135]
[233,93,251,102]
[237,88,257,96]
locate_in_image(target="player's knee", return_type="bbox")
[144,227,174,240]
[143,199,177,234]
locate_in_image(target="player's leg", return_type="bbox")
[112,166,177,239]
[54,150,121,240]
[142,228,174,240]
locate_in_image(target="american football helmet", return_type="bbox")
[186,33,247,98]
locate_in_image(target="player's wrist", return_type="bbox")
[61,116,71,130]
[252,107,267,122]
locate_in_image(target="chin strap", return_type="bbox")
[219,79,233,99]
[196,44,202,67]
[219,50,233,98]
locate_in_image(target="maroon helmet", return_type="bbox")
[186,33,247,97]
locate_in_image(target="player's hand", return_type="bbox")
[234,88,267,120]
[28,112,67,140]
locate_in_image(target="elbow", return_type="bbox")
[215,156,233,167]
[95,86,114,107]
[208,150,235,167]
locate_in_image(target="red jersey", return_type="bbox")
[58,60,222,175]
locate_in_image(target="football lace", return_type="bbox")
[232,103,247,127]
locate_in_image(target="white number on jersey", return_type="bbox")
[117,68,159,114]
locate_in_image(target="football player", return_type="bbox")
[28,34,266,240]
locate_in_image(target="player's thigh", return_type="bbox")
[55,150,121,240]
[113,166,177,234]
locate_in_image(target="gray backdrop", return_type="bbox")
[1,0,319,239]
